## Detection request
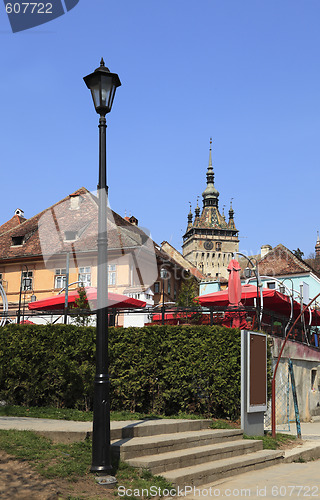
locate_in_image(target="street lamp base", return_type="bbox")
[94,475,117,488]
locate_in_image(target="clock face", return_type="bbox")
[204,241,213,250]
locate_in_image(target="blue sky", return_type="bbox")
[0,0,319,259]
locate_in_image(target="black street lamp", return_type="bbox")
[160,268,167,325]
[17,265,32,324]
[83,59,121,476]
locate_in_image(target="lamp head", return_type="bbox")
[83,58,121,116]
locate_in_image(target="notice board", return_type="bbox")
[247,332,267,412]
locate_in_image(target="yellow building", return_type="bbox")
[0,187,197,322]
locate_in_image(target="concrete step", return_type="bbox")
[110,419,212,440]
[126,439,263,474]
[161,449,284,488]
[112,428,243,460]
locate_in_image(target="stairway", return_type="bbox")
[111,419,284,488]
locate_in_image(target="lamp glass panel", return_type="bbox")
[90,83,101,110]
[101,74,114,109]
[109,86,116,110]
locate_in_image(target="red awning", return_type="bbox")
[197,284,314,319]
[28,287,146,311]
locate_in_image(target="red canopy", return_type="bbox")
[197,284,320,325]
[28,287,146,311]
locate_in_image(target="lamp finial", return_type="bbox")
[100,58,105,67]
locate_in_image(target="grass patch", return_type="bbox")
[0,429,174,497]
[0,405,207,422]
[210,419,240,430]
[243,431,296,450]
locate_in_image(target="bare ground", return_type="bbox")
[0,450,115,500]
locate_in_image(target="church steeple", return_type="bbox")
[202,138,219,208]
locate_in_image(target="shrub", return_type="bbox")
[0,324,241,419]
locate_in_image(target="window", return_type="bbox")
[22,271,33,291]
[154,282,160,294]
[64,231,77,241]
[267,282,276,290]
[0,273,2,285]
[174,286,177,300]
[54,268,66,289]
[11,236,24,246]
[216,242,221,251]
[168,280,171,295]
[108,264,116,285]
[78,266,91,286]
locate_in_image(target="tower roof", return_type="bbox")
[202,138,219,205]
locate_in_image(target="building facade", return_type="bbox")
[182,141,239,280]
[0,187,194,324]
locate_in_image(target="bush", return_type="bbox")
[0,324,241,419]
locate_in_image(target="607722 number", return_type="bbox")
[5,3,53,14]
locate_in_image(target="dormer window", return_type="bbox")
[11,236,24,246]
[64,231,78,241]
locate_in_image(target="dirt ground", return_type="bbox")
[0,450,116,500]
[0,437,303,500]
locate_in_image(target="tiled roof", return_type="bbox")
[257,244,316,277]
[160,241,206,280]
[0,214,26,235]
[0,187,154,263]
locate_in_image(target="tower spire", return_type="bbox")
[202,138,219,208]
[315,231,320,258]
[187,202,193,228]
[195,196,200,218]
[228,199,236,229]
[208,137,212,166]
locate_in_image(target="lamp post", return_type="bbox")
[17,265,32,324]
[160,268,167,325]
[83,59,121,476]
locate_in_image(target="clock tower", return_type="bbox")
[182,140,239,280]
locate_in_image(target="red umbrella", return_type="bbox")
[28,287,146,311]
[227,259,242,307]
[225,259,244,327]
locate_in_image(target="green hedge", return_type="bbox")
[0,324,241,419]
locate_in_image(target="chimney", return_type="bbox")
[129,216,138,226]
[15,208,24,218]
[261,244,272,258]
[69,194,82,210]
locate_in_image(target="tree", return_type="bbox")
[175,277,202,324]
[72,286,91,326]
[292,248,304,260]
[176,277,200,308]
